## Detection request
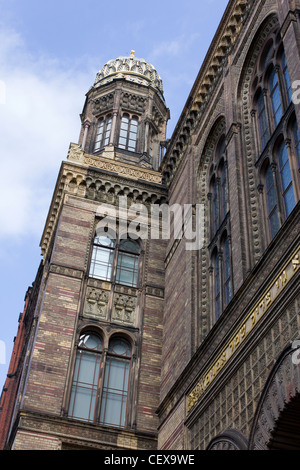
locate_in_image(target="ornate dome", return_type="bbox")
[94,51,164,101]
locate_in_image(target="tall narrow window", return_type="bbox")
[292,120,300,168]
[116,240,140,287]
[278,141,296,217]
[212,178,219,235]
[89,235,115,281]
[214,252,221,320]
[68,334,132,428]
[94,115,112,151]
[257,91,269,149]
[68,333,103,422]
[269,68,282,127]
[118,114,138,151]
[223,237,232,307]
[220,163,227,221]
[100,338,131,427]
[265,163,280,239]
[282,53,292,104]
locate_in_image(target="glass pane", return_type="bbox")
[89,245,114,281]
[100,352,130,427]
[119,129,127,138]
[69,385,97,422]
[68,347,101,422]
[267,184,277,213]
[77,352,100,386]
[282,53,292,103]
[225,280,232,306]
[79,333,102,351]
[269,70,282,126]
[280,163,292,192]
[94,235,115,248]
[284,185,296,216]
[119,239,140,253]
[118,137,127,148]
[109,338,131,356]
[292,121,300,167]
[257,92,269,149]
[270,210,280,239]
[100,391,127,427]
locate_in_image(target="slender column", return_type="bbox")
[81,119,91,150]
[110,110,118,146]
[144,120,150,154]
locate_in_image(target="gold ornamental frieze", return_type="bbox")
[187,246,300,414]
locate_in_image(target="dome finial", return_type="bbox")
[130,50,135,57]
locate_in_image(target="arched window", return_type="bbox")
[265,163,280,239]
[220,163,227,221]
[269,68,282,127]
[68,333,103,422]
[99,337,131,427]
[68,333,132,428]
[212,177,219,236]
[214,251,221,321]
[118,114,139,151]
[89,235,140,288]
[277,140,296,217]
[89,235,115,281]
[94,115,112,151]
[116,239,140,287]
[223,236,232,308]
[256,90,269,150]
[292,120,300,168]
[251,28,299,243]
[253,34,294,152]
[281,53,292,104]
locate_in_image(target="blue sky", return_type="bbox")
[0,0,228,391]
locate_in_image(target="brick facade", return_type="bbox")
[1,0,300,451]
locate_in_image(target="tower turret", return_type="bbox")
[78,51,170,170]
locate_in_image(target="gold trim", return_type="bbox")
[187,245,300,413]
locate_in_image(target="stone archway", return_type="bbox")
[248,340,300,450]
[206,429,248,450]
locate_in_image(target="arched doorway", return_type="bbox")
[249,340,300,450]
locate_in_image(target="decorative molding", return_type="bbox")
[49,264,83,280]
[145,285,164,298]
[83,287,109,321]
[67,143,162,184]
[112,294,137,325]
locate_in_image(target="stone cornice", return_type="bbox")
[67,143,162,185]
[40,143,167,260]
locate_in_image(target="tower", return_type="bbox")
[0,52,169,450]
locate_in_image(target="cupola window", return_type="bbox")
[118,114,139,151]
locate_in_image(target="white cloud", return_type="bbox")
[0,26,92,239]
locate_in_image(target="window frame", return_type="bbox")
[253,29,299,243]
[94,114,112,152]
[89,233,141,288]
[68,332,133,428]
[118,113,139,152]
